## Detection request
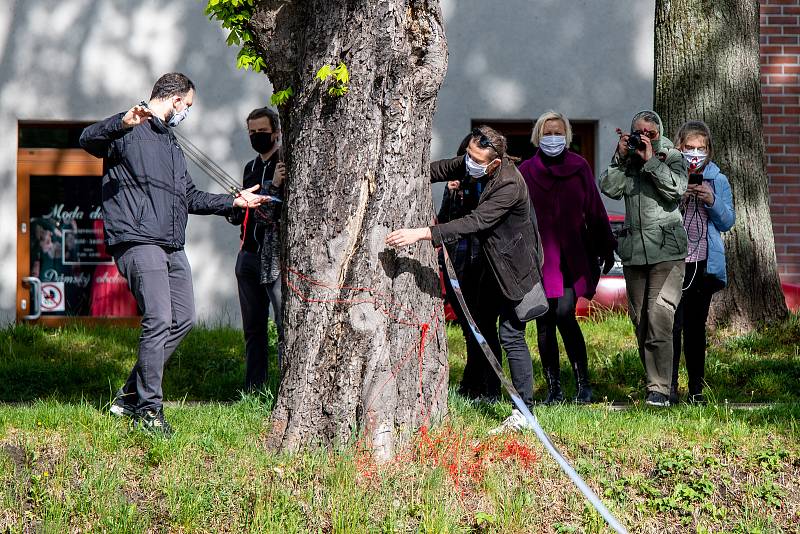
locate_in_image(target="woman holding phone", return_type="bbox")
[671,120,735,404]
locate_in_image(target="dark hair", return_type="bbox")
[246,107,280,131]
[150,72,195,101]
[675,120,714,161]
[456,133,472,156]
[471,125,507,159]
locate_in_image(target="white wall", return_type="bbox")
[433,0,656,213]
[0,0,273,325]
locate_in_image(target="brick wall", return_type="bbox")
[761,0,800,285]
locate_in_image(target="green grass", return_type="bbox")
[1,314,799,532]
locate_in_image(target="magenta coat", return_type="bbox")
[519,150,616,300]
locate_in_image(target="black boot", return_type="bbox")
[571,359,592,404]
[542,367,564,405]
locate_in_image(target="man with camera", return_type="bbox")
[386,126,540,432]
[600,110,688,408]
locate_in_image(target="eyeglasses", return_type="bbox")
[471,128,499,156]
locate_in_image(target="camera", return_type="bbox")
[626,131,646,152]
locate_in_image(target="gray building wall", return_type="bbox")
[0,0,655,325]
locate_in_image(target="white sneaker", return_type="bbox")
[488,409,534,434]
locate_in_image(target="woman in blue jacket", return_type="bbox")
[671,120,735,404]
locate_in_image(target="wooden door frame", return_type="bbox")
[16,148,140,326]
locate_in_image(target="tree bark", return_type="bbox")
[247,1,449,458]
[654,0,788,330]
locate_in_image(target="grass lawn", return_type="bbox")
[1,314,798,532]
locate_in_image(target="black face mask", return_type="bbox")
[249,132,274,154]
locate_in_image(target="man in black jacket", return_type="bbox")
[386,126,539,433]
[80,73,266,436]
[227,107,285,391]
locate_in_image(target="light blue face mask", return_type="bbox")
[465,153,488,178]
[167,104,190,128]
[539,135,567,157]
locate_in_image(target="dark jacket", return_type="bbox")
[79,113,233,249]
[519,150,616,300]
[429,155,541,301]
[227,154,281,253]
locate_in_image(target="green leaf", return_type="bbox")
[315,64,333,82]
[270,87,294,106]
[332,62,349,84]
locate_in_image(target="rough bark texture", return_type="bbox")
[247,1,449,457]
[654,0,788,330]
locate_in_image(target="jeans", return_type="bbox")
[235,250,283,390]
[623,260,685,396]
[114,244,195,412]
[475,274,535,408]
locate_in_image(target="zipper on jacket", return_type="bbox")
[637,174,648,264]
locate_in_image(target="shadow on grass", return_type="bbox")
[0,323,281,405]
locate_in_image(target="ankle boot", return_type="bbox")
[541,365,564,404]
[571,359,592,404]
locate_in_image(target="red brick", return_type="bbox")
[784,85,800,94]
[773,155,800,163]
[766,0,800,5]
[771,135,800,144]
[772,214,798,224]
[770,74,800,84]
[767,95,799,104]
[767,143,787,154]
[767,164,787,174]
[762,65,785,74]
[783,25,800,35]
[769,55,800,64]
[762,25,784,35]
[770,174,797,183]
[768,16,799,24]
[786,146,800,154]
[761,5,783,14]
[774,234,798,244]
[785,106,800,114]
[784,164,800,175]
[762,45,785,54]
[768,36,800,44]
[771,115,799,123]
[763,85,784,94]
[763,105,784,114]
[785,65,800,74]
[783,46,800,54]
[783,6,800,14]
[785,185,800,195]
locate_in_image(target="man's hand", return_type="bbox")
[273,162,286,187]
[615,129,630,156]
[122,105,153,128]
[446,180,460,191]
[636,134,655,162]
[233,184,268,209]
[687,183,715,206]
[385,227,432,248]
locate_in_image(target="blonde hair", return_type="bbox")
[531,110,573,147]
[675,120,714,161]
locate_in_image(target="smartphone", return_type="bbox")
[689,173,703,185]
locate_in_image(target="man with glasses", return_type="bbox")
[386,126,540,433]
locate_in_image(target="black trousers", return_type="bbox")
[472,274,535,408]
[672,261,716,396]
[535,288,587,378]
[235,250,283,391]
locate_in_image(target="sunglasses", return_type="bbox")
[471,128,499,155]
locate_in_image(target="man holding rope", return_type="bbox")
[80,72,266,437]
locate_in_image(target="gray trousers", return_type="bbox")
[623,260,685,396]
[235,250,283,390]
[114,244,195,411]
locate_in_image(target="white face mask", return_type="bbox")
[167,102,190,128]
[539,135,567,157]
[682,148,707,170]
[465,153,488,178]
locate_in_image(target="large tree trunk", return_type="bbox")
[248,1,449,458]
[654,0,788,330]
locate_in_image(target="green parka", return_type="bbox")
[600,111,689,266]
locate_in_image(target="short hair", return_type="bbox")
[150,73,195,101]
[471,125,507,159]
[530,110,573,147]
[246,107,280,131]
[675,120,714,161]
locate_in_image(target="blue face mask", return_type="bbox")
[167,103,190,127]
[465,153,488,178]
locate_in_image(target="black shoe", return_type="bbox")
[110,389,136,418]
[668,388,679,406]
[645,391,670,407]
[135,408,174,438]
[543,388,564,405]
[575,384,593,404]
[542,367,564,405]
